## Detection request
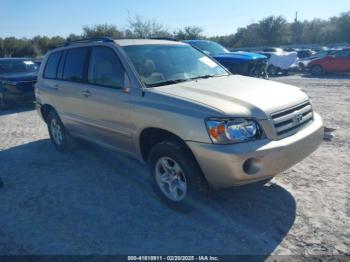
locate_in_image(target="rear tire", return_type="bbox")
[311,65,324,76]
[267,65,278,76]
[148,140,208,211]
[47,110,75,152]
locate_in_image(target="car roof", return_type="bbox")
[114,39,187,47]
[183,40,214,44]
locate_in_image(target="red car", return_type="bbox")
[308,49,350,75]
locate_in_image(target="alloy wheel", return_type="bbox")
[155,157,188,202]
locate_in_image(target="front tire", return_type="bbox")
[311,65,324,76]
[148,140,208,211]
[47,110,75,152]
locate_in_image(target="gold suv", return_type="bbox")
[35,38,323,208]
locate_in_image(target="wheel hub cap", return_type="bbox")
[50,119,63,146]
[155,157,187,202]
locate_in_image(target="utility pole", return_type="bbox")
[295,11,298,23]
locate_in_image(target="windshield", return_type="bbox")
[0,59,38,74]
[123,44,228,87]
[189,41,229,56]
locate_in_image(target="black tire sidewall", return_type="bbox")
[268,65,278,76]
[148,141,206,211]
[311,65,323,76]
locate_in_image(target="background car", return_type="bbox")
[296,49,314,59]
[184,40,268,79]
[298,50,338,71]
[257,48,298,76]
[308,49,350,75]
[0,58,38,109]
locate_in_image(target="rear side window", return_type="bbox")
[88,47,125,88]
[334,50,350,58]
[63,48,89,82]
[44,52,62,79]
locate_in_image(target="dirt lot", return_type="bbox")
[0,74,349,257]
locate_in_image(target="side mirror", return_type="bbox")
[123,72,131,94]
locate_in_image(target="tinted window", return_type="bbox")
[88,47,125,88]
[63,48,89,82]
[334,50,350,58]
[57,51,67,79]
[44,52,61,78]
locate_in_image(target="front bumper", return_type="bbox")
[187,113,324,189]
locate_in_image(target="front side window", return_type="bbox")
[88,47,125,88]
[334,50,350,58]
[63,48,89,82]
[123,44,228,87]
[44,52,61,78]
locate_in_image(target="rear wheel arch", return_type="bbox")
[40,104,57,123]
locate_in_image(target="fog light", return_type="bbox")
[243,158,262,175]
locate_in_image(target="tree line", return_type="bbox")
[0,12,349,58]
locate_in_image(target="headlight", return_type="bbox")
[206,118,262,144]
[2,81,17,86]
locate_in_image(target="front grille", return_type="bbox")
[271,101,314,139]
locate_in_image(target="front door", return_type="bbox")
[74,46,133,153]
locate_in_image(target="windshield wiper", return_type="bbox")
[146,74,228,88]
[189,74,228,81]
[147,78,190,87]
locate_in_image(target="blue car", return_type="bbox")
[0,58,38,109]
[184,40,268,79]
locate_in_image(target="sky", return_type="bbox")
[0,0,349,38]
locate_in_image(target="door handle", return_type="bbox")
[82,89,91,97]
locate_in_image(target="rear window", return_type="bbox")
[44,52,62,78]
[63,48,89,82]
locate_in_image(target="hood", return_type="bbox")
[213,52,267,64]
[0,72,38,82]
[151,75,308,119]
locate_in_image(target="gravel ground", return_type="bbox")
[0,74,349,257]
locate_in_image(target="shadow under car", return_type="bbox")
[0,139,296,255]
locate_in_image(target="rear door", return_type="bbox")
[49,47,91,134]
[73,45,133,152]
[329,50,350,72]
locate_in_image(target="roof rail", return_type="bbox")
[150,37,178,42]
[56,37,115,48]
